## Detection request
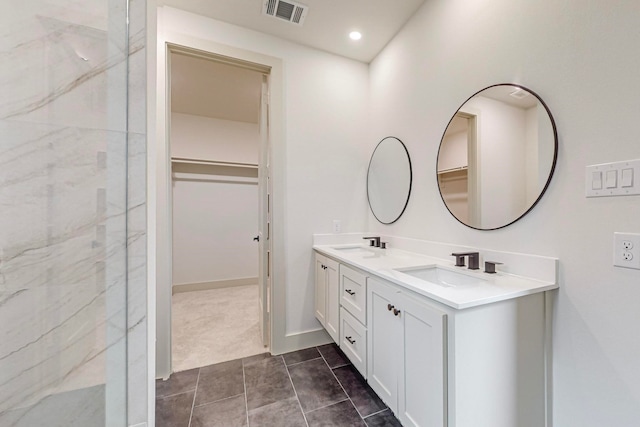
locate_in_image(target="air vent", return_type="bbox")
[263,0,308,26]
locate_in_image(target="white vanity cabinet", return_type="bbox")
[314,253,339,342]
[367,276,546,427]
[339,264,368,377]
[367,277,446,427]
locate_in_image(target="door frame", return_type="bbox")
[155,32,284,379]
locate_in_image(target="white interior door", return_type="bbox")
[258,74,271,346]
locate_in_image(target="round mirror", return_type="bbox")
[437,84,557,230]
[367,136,413,224]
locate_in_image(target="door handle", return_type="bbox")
[253,235,260,242]
[346,336,356,345]
[345,289,355,296]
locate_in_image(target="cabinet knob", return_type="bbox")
[345,289,355,296]
[387,304,394,311]
[393,308,401,316]
[346,336,356,345]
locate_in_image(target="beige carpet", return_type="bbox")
[172,285,267,372]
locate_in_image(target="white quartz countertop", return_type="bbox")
[313,244,558,310]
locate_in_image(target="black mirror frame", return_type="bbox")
[436,83,558,231]
[367,136,413,225]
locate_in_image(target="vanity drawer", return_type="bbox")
[340,264,367,325]
[340,307,367,378]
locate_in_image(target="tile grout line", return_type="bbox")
[318,348,368,423]
[242,359,250,427]
[156,387,197,400]
[285,355,323,367]
[362,407,388,420]
[283,355,311,427]
[187,368,201,427]
[303,397,351,415]
[193,392,245,409]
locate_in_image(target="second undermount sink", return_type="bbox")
[394,265,488,288]
[331,245,376,255]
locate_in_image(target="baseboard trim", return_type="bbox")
[271,328,333,355]
[172,277,259,294]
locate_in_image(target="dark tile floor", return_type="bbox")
[156,343,403,426]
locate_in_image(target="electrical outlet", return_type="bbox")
[613,232,640,269]
[332,220,341,234]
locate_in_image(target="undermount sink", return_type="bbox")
[394,265,488,288]
[331,245,376,255]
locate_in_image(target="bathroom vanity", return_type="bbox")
[313,235,558,427]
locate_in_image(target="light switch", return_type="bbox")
[591,171,602,190]
[621,168,634,187]
[586,159,640,197]
[606,170,618,188]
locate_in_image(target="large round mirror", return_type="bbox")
[367,136,412,224]
[437,84,557,230]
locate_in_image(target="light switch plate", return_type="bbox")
[613,232,640,269]
[586,159,640,197]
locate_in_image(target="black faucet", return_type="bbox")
[363,236,381,248]
[451,252,480,270]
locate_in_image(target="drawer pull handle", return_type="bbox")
[393,308,401,316]
[346,336,356,345]
[387,304,394,311]
[345,289,355,296]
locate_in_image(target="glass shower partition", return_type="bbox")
[0,0,142,425]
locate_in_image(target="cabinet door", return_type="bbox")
[314,254,327,327]
[324,258,340,342]
[397,293,447,427]
[367,278,401,413]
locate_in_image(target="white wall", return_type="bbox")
[158,7,370,353]
[368,0,640,425]
[171,112,259,164]
[171,113,259,287]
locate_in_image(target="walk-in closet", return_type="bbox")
[168,50,268,372]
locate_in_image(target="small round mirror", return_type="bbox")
[367,136,412,224]
[437,84,557,230]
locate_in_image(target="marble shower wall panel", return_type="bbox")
[126,0,148,424]
[0,1,129,132]
[0,0,144,425]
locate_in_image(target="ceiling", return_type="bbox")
[161,0,426,63]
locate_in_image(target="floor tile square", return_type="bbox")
[288,358,348,413]
[283,347,322,365]
[244,355,296,410]
[364,409,403,426]
[191,394,247,427]
[242,352,273,367]
[333,365,387,417]
[156,368,199,399]
[155,391,194,427]
[306,400,366,427]
[318,343,351,369]
[195,359,245,406]
[248,397,307,427]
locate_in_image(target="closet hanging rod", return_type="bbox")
[171,157,258,169]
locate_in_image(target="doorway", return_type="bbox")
[166,45,272,372]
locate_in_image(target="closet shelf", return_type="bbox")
[171,157,258,169]
[437,166,468,175]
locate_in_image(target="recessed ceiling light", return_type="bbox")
[349,31,362,41]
